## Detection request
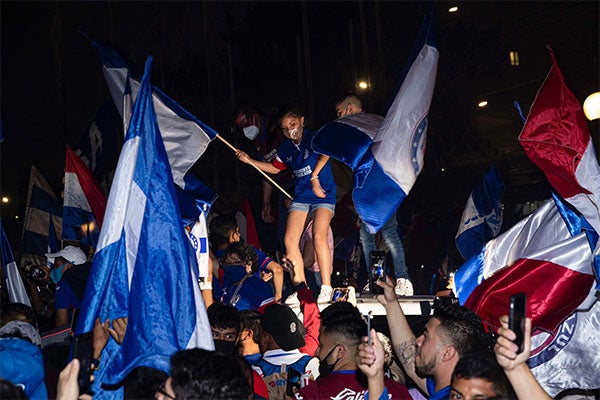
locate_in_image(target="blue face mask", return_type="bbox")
[224,265,248,283]
[50,265,64,284]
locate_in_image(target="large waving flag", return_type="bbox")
[455,165,504,260]
[313,12,438,233]
[455,193,596,333]
[21,166,63,266]
[63,147,107,248]
[528,301,600,396]
[74,98,119,180]
[84,34,217,189]
[518,50,600,288]
[1,219,31,306]
[76,57,213,398]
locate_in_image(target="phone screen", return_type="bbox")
[73,332,94,393]
[508,293,526,353]
[369,251,386,295]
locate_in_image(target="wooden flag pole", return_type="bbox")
[216,134,294,200]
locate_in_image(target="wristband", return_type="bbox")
[91,358,101,371]
[293,282,308,291]
[310,176,319,181]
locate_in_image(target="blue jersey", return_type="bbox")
[274,128,336,205]
[222,275,275,311]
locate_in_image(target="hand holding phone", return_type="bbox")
[369,251,387,295]
[73,332,94,394]
[508,293,526,353]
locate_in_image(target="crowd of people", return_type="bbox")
[0,95,581,399]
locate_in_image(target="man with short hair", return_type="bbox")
[295,301,411,399]
[238,310,262,365]
[450,352,515,400]
[45,246,90,327]
[155,348,251,400]
[207,302,240,356]
[377,277,485,400]
[334,93,413,296]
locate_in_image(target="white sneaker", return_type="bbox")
[395,278,414,296]
[317,285,333,303]
[284,292,299,305]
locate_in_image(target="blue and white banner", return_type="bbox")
[313,13,438,233]
[1,219,31,306]
[74,98,119,180]
[21,166,62,266]
[529,300,600,396]
[76,57,213,398]
[455,165,504,260]
[85,34,217,189]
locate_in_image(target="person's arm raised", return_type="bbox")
[495,315,551,400]
[376,277,426,393]
[236,150,281,174]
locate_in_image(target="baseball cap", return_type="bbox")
[45,245,87,265]
[260,304,305,351]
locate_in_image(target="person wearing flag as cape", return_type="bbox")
[236,103,336,303]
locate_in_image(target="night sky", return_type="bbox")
[1,1,599,246]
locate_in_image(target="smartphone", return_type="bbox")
[366,311,373,345]
[332,288,349,302]
[73,332,94,393]
[508,293,526,353]
[369,251,386,295]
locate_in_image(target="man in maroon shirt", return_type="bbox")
[295,301,411,400]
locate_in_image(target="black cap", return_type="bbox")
[260,304,305,351]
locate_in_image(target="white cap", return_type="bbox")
[45,245,87,265]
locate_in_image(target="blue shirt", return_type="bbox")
[55,279,81,311]
[275,128,336,205]
[426,377,450,400]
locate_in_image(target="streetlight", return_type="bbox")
[583,92,600,121]
[448,6,458,13]
[478,100,488,108]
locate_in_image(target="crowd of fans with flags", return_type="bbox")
[2,9,600,400]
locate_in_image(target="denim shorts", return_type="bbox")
[289,201,335,216]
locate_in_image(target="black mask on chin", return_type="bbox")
[214,339,237,356]
[318,345,339,377]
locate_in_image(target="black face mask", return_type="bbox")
[214,339,237,356]
[318,345,339,377]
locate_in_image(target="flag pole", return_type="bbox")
[216,134,294,200]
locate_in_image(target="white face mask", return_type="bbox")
[243,125,260,140]
[288,127,300,140]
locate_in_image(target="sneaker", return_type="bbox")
[395,278,414,296]
[284,292,299,305]
[317,285,333,304]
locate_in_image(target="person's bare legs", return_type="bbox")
[284,210,309,274]
[311,207,333,287]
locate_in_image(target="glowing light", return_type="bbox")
[583,92,600,121]
[448,6,458,12]
[357,81,369,90]
[478,100,488,108]
[1,197,8,203]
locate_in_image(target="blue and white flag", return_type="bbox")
[62,147,107,248]
[84,34,217,189]
[76,57,213,398]
[1,219,31,306]
[74,98,119,180]
[46,215,60,269]
[455,165,504,260]
[313,12,438,233]
[21,166,63,266]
